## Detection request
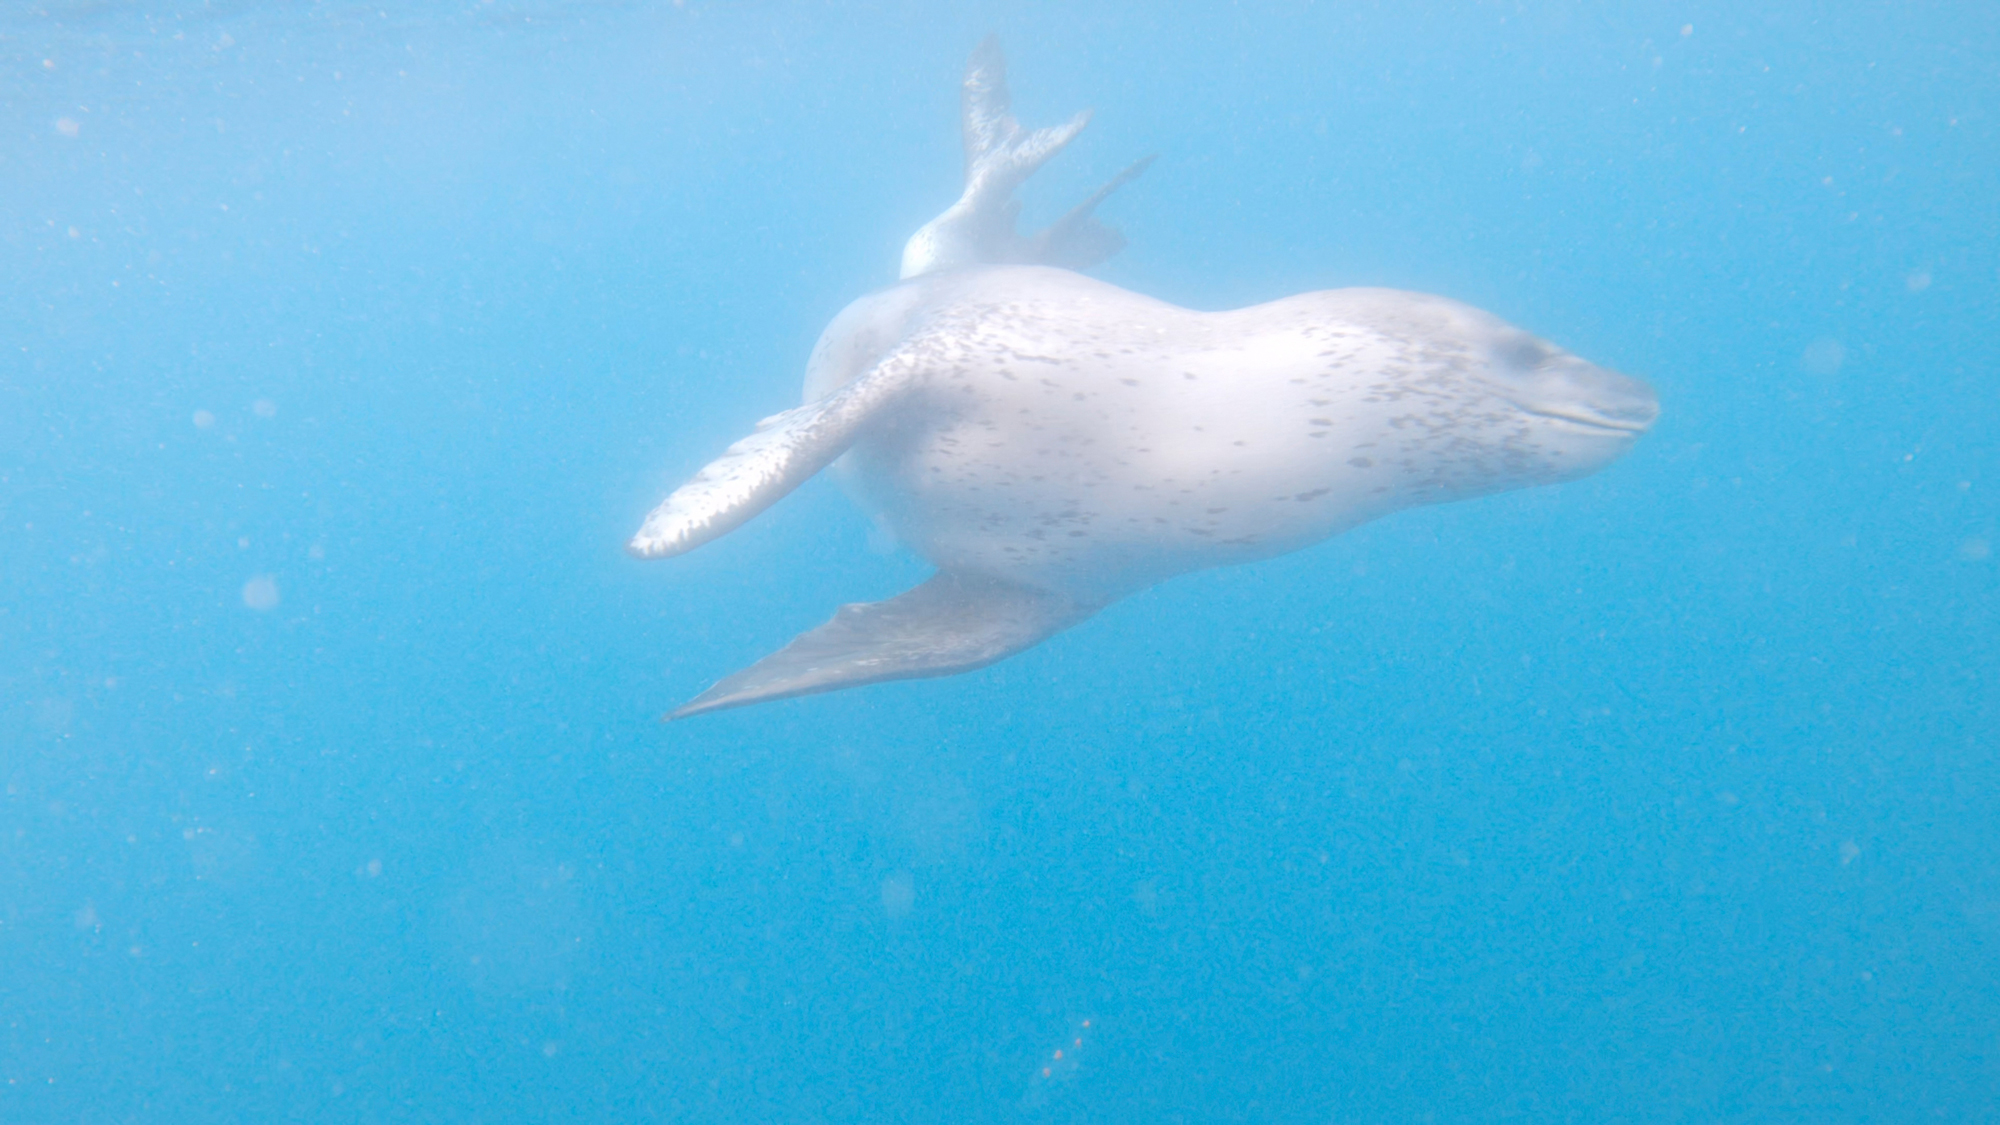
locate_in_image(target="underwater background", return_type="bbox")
[3,1,1995,1120]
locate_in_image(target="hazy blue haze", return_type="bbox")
[2,1,1994,1120]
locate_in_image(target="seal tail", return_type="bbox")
[903,36,1148,278]
[959,34,1091,207]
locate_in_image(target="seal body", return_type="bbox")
[625,38,1659,718]
[809,266,1657,605]
[630,266,1656,717]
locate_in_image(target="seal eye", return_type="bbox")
[1501,338,1553,371]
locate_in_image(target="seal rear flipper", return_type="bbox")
[1024,154,1156,270]
[901,37,1097,279]
[669,573,1099,719]
[627,355,916,560]
[960,34,1089,200]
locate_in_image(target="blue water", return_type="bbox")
[4,2,1995,1120]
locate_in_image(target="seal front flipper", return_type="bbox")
[669,573,1099,719]
[627,355,915,560]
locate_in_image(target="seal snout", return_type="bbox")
[1512,362,1659,436]
[1587,370,1661,433]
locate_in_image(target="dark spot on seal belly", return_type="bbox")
[1308,418,1334,427]
[1348,456,1374,468]
[1183,372,1199,380]
[1068,530,1088,537]
[1120,378,1139,386]
[1205,507,1228,514]
[1294,488,1330,502]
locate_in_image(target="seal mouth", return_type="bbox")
[1518,406,1653,434]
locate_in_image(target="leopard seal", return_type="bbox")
[628,43,1659,718]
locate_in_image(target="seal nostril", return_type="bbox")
[1596,374,1661,429]
[1607,399,1661,426]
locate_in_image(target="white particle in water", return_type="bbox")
[880,872,915,918]
[1799,337,1845,376]
[242,575,281,611]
